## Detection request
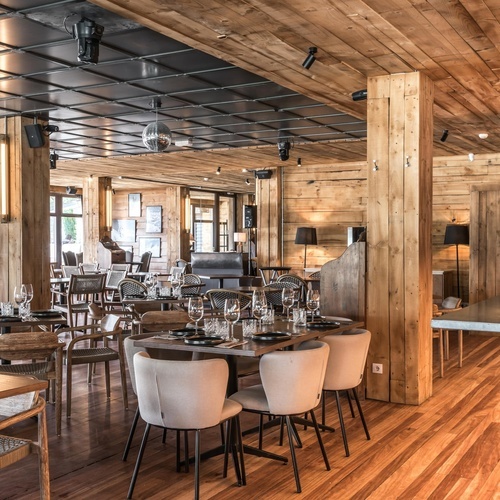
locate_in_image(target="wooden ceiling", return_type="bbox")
[54,0,500,191]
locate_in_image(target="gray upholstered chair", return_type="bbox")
[229,340,330,493]
[321,329,371,457]
[127,353,245,499]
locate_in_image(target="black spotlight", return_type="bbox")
[277,140,291,161]
[302,47,317,69]
[440,129,449,142]
[66,186,77,195]
[49,151,59,170]
[352,89,368,101]
[72,17,104,64]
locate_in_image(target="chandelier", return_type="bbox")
[142,97,172,152]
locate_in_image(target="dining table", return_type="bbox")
[0,372,48,399]
[134,316,363,463]
[196,274,250,289]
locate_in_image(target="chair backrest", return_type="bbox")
[205,289,252,311]
[134,352,229,429]
[79,262,99,273]
[106,270,128,289]
[100,314,122,333]
[138,310,189,333]
[308,270,321,279]
[263,281,299,307]
[259,340,329,415]
[62,250,77,266]
[62,265,81,277]
[68,273,106,296]
[442,296,462,309]
[110,263,131,272]
[276,274,307,300]
[136,251,152,273]
[118,278,148,301]
[183,273,202,284]
[322,329,371,391]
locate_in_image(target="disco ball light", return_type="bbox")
[142,121,172,152]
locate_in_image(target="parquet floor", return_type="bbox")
[1,332,499,499]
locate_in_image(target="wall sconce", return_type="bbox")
[184,194,191,232]
[234,232,247,252]
[105,183,113,230]
[0,134,9,223]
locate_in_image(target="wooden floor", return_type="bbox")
[1,332,499,499]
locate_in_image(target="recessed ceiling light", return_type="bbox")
[203,177,209,181]
[478,133,488,139]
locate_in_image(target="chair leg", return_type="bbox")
[176,431,181,473]
[334,390,350,457]
[258,414,264,449]
[351,388,370,441]
[289,418,303,448]
[38,400,50,500]
[438,329,444,377]
[444,329,450,359]
[309,408,330,470]
[162,428,167,443]
[321,390,326,428]
[229,418,243,486]
[66,360,73,418]
[184,431,189,473]
[104,361,111,398]
[235,416,246,486]
[346,390,356,418]
[285,415,301,494]
[127,423,151,499]
[458,330,463,367]
[279,416,285,446]
[194,429,201,500]
[223,420,230,479]
[122,407,140,461]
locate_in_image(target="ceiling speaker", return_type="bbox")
[24,124,45,148]
[255,170,272,179]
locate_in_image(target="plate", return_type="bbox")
[0,316,22,322]
[169,328,202,337]
[306,320,340,329]
[252,331,291,341]
[323,316,353,323]
[31,309,62,317]
[184,336,224,346]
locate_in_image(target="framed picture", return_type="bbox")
[146,205,162,233]
[111,219,136,242]
[139,237,161,258]
[128,193,141,217]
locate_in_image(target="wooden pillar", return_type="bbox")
[0,116,50,308]
[366,72,434,405]
[83,176,110,261]
[163,185,189,265]
[256,168,281,269]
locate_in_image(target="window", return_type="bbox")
[50,193,83,266]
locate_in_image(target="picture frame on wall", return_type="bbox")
[111,219,136,242]
[146,205,162,233]
[139,237,161,258]
[128,193,141,217]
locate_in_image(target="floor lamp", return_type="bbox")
[444,224,469,299]
[295,227,317,271]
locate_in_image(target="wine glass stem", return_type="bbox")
[286,307,290,321]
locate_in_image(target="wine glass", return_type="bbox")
[306,289,320,320]
[252,289,267,331]
[22,283,34,318]
[188,296,204,335]
[282,288,295,321]
[13,286,27,319]
[224,298,240,341]
[144,273,155,298]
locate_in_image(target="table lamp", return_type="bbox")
[234,232,247,252]
[444,223,469,298]
[295,227,317,269]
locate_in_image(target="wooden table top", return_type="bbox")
[135,319,363,358]
[0,373,48,399]
[431,295,500,333]
[0,314,67,329]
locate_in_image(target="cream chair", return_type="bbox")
[321,329,371,457]
[127,353,245,500]
[229,340,330,494]
[438,296,463,368]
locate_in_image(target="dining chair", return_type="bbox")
[179,273,204,296]
[0,332,64,435]
[104,270,128,310]
[321,329,371,457]
[276,274,308,301]
[133,310,190,335]
[110,263,131,272]
[205,289,252,316]
[117,278,148,301]
[79,262,99,274]
[127,352,245,500]
[56,314,128,418]
[61,265,81,278]
[229,340,330,493]
[262,281,299,312]
[432,304,445,378]
[62,250,77,266]
[135,251,152,273]
[0,387,50,499]
[437,296,464,368]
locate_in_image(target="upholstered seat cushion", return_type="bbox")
[229,384,269,412]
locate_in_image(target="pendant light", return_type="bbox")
[142,97,172,152]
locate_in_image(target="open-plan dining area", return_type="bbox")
[1,0,500,498]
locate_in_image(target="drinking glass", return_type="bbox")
[282,288,295,321]
[170,272,181,297]
[188,296,204,335]
[306,289,320,319]
[22,283,34,319]
[252,289,267,330]
[224,298,240,341]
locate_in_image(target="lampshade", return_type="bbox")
[444,224,469,246]
[234,232,247,243]
[295,227,317,245]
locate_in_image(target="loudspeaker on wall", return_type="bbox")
[24,124,45,148]
[244,205,257,228]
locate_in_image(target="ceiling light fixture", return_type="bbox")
[440,129,449,142]
[302,47,317,69]
[352,89,368,101]
[142,97,172,152]
[216,166,221,175]
[297,157,302,167]
[277,138,291,161]
[245,178,250,185]
[71,17,104,64]
[49,150,58,170]
[478,133,488,139]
